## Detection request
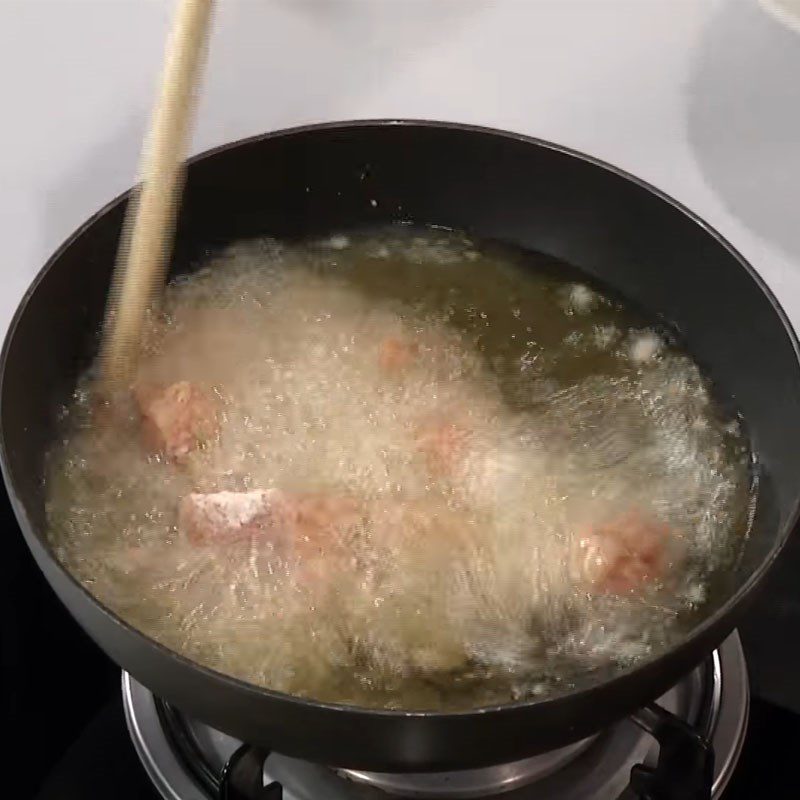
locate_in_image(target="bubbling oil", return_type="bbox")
[45,228,754,710]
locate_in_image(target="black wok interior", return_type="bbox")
[2,121,799,771]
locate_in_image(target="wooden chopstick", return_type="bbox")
[100,0,214,390]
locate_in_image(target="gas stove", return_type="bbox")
[122,633,748,800]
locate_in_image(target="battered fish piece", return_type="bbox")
[573,510,679,594]
[135,381,218,461]
[378,336,420,372]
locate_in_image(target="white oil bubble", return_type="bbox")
[628,331,662,364]
[593,324,618,350]
[561,283,597,315]
[325,234,350,250]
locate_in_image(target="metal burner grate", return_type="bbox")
[156,698,222,797]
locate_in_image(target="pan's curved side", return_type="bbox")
[0,510,758,772]
[2,120,798,771]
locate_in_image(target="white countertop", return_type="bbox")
[1,0,798,338]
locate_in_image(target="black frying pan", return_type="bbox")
[2,121,799,773]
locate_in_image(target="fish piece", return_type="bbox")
[136,381,219,461]
[378,336,420,373]
[179,489,363,594]
[574,509,677,594]
[178,489,290,548]
[415,418,470,477]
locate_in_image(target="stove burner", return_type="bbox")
[337,738,596,798]
[123,632,748,800]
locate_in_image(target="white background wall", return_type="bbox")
[0,0,798,336]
